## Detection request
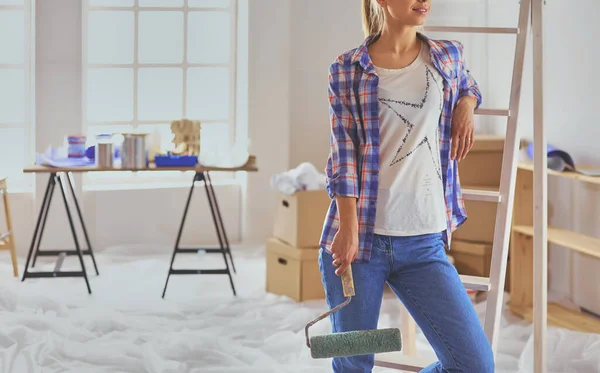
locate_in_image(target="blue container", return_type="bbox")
[68,136,87,158]
[154,154,198,167]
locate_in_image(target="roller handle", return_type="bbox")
[341,264,355,298]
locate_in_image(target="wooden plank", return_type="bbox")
[462,188,501,203]
[513,168,534,226]
[374,353,436,372]
[509,231,535,308]
[483,0,532,356]
[511,303,600,335]
[518,161,600,186]
[22,156,259,174]
[532,0,548,370]
[513,225,600,260]
[401,306,417,356]
[460,275,491,291]
[474,108,510,116]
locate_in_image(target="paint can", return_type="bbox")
[121,133,148,169]
[95,134,114,168]
[67,136,87,158]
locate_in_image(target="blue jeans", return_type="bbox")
[318,232,494,373]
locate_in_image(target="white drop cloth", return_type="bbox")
[0,247,598,372]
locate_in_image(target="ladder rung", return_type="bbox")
[375,353,436,371]
[462,188,501,203]
[460,275,491,291]
[474,108,510,116]
[424,26,519,34]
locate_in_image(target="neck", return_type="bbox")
[377,24,420,55]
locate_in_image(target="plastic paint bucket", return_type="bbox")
[68,135,87,158]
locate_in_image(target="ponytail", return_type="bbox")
[361,0,384,36]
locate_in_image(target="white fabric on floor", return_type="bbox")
[0,246,598,372]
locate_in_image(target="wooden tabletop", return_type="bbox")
[24,155,258,174]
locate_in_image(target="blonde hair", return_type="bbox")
[361,0,384,36]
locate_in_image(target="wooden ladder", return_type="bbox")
[374,0,533,370]
[0,178,19,277]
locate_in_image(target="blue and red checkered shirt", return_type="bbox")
[320,32,482,262]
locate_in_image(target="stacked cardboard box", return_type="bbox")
[454,136,511,291]
[265,190,331,302]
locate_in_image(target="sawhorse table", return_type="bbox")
[22,156,258,296]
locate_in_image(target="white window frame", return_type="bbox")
[0,1,34,192]
[82,0,238,188]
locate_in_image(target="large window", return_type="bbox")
[0,0,33,191]
[83,0,237,185]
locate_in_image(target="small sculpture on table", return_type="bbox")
[170,119,201,156]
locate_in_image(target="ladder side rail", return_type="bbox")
[483,0,533,355]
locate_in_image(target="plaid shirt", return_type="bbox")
[320,33,482,262]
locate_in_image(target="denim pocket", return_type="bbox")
[372,234,388,253]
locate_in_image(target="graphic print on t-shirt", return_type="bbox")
[378,66,442,180]
[373,42,447,236]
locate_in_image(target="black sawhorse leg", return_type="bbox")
[31,172,99,276]
[205,172,236,273]
[162,171,236,298]
[21,172,97,294]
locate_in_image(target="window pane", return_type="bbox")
[137,124,175,154]
[138,68,183,121]
[88,11,134,64]
[0,129,26,185]
[186,67,229,121]
[138,11,183,64]
[0,11,24,64]
[188,11,230,64]
[139,0,184,6]
[189,0,229,8]
[87,68,134,122]
[198,122,230,165]
[89,0,134,6]
[0,69,24,123]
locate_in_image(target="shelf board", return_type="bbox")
[510,303,600,335]
[518,161,600,185]
[513,225,600,260]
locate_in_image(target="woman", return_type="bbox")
[318,0,495,372]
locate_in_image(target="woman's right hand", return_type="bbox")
[330,225,359,277]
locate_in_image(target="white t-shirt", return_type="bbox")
[373,42,447,236]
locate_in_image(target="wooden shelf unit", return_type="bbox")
[510,162,600,333]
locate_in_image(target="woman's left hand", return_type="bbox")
[451,97,477,161]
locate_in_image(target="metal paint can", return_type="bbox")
[121,133,148,169]
[95,134,114,168]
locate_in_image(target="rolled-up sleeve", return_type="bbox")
[456,41,482,110]
[325,61,359,200]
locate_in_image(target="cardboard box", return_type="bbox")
[273,189,331,248]
[451,239,511,292]
[453,199,498,243]
[265,237,325,302]
[450,239,493,277]
[458,136,504,187]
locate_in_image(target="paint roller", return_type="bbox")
[304,264,402,359]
